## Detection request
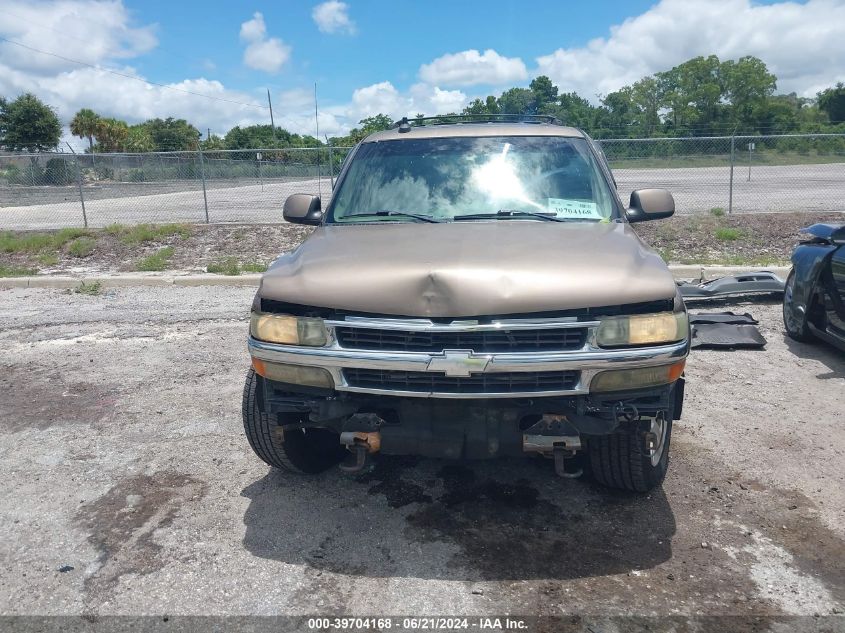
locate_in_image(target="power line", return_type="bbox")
[0,36,268,110]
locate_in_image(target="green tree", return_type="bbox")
[0,93,61,151]
[138,118,200,151]
[69,108,100,153]
[529,76,558,111]
[125,125,154,152]
[497,87,535,114]
[817,83,845,124]
[93,118,129,152]
[657,55,724,134]
[721,56,777,132]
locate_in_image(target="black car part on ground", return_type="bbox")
[688,311,767,349]
[678,271,785,301]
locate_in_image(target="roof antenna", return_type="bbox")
[397,117,411,133]
[315,82,322,201]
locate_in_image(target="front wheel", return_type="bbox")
[783,269,815,342]
[586,415,672,492]
[242,368,346,474]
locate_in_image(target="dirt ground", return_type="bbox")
[1,211,842,276]
[0,286,842,630]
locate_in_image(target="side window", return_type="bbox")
[586,135,615,188]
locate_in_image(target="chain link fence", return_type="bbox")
[1,134,843,230]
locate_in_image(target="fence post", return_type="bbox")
[728,135,735,215]
[197,145,209,223]
[75,156,88,228]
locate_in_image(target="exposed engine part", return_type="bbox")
[338,431,381,473]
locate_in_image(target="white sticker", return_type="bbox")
[548,198,601,219]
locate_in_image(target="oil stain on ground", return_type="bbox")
[0,366,118,433]
[75,471,206,612]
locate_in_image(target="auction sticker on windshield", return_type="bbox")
[548,198,602,219]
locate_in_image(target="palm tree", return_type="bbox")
[69,108,100,153]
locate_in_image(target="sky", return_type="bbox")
[1,0,845,148]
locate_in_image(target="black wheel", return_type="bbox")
[783,269,815,342]
[242,368,346,474]
[586,415,672,493]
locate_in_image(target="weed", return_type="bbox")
[68,236,96,257]
[73,281,102,295]
[119,223,191,245]
[710,207,725,217]
[37,253,59,266]
[241,261,267,273]
[0,228,90,253]
[0,264,36,277]
[714,227,743,241]
[136,246,175,271]
[207,257,241,275]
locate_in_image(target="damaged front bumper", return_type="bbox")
[248,336,689,399]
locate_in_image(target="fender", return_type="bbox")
[787,224,842,326]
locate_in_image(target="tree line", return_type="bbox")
[2,54,845,154]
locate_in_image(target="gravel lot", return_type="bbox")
[0,286,843,626]
[2,162,844,230]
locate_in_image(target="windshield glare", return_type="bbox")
[328,135,617,223]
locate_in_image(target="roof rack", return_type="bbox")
[393,114,562,132]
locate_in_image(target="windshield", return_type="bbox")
[328,135,618,223]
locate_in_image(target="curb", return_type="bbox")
[0,266,790,290]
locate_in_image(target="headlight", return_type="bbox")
[249,312,328,346]
[596,311,688,347]
[591,360,685,392]
[252,358,334,388]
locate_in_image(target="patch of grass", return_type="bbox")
[0,228,90,254]
[136,246,175,271]
[0,264,36,277]
[709,207,725,217]
[37,252,59,266]
[207,257,241,275]
[117,223,191,245]
[714,227,743,241]
[207,258,267,275]
[676,253,788,266]
[67,236,96,257]
[73,281,102,295]
[241,261,267,273]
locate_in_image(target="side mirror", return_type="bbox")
[283,194,322,225]
[626,189,675,223]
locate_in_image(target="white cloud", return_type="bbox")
[239,12,291,73]
[0,0,157,76]
[535,0,845,101]
[419,49,528,87]
[346,81,468,122]
[312,1,356,35]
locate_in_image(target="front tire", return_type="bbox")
[783,269,815,342]
[586,415,672,493]
[242,368,346,474]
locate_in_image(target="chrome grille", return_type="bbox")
[343,368,580,394]
[334,326,587,352]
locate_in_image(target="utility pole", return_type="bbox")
[267,89,277,140]
[728,135,735,215]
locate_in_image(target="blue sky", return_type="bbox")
[1,0,843,144]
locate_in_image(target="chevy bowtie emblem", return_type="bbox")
[426,350,491,377]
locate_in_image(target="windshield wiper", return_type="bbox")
[348,210,442,223]
[453,210,573,222]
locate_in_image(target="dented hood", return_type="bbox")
[258,221,676,317]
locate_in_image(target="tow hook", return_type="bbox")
[553,446,583,479]
[338,431,380,473]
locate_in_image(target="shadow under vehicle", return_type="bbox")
[242,115,690,493]
[783,222,845,353]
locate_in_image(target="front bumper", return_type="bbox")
[248,336,689,399]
